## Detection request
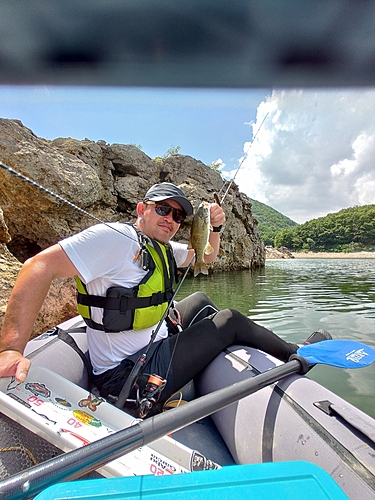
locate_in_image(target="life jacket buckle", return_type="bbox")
[150,291,164,306]
[119,297,129,313]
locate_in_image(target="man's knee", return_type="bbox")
[180,291,218,312]
[178,291,219,327]
[189,291,210,304]
[214,308,244,327]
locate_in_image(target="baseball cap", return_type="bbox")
[143,182,193,216]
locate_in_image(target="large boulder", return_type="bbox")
[0,118,265,337]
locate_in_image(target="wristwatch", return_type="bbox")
[211,225,222,232]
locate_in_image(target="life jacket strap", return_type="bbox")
[77,290,173,311]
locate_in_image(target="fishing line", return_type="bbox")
[0,162,140,246]
[163,256,195,380]
[219,112,269,205]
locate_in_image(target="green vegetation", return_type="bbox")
[163,144,181,157]
[209,160,223,173]
[154,144,181,162]
[249,198,297,246]
[273,205,375,252]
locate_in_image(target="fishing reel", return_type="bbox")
[138,374,166,418]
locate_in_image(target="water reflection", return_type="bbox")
[177,268,259,315]
[177,259,375,418]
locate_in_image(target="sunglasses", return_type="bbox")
[145,201,186,224]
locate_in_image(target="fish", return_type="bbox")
[189,201,214,277]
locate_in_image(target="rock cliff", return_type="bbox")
[0,118,265,336]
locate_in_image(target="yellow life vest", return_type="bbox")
[75,226,177,332]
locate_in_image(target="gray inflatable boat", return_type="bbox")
[0,316,374,499]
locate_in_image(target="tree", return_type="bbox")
[248,197,297,246]
[274,205,375,252]
[274,228,295,249]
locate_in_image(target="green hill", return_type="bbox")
[274,205,375,252]
[249,198,297,246]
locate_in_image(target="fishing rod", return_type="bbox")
[219,112,269,205]
[114,253,195,413]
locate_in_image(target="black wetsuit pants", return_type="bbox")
[94,292,299,404]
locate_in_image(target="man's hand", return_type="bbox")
[0,350,31,382]
[210,203,226,228]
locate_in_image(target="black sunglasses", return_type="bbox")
[145,201,186,224]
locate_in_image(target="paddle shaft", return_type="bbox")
[0,357,305,500]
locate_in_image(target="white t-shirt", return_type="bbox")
[60,223,188,374]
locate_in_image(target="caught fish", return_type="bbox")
[189,201,214,277]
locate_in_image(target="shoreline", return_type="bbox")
[291,251,375,259]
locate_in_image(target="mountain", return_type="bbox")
[249,198,297,246]
[274,205,375,252]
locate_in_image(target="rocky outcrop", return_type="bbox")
[0,213,77,338]
[0,118,265,337]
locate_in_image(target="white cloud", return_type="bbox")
[355,174,375,205]
[234,90,375,223]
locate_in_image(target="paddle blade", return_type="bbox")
[297,340,375,369]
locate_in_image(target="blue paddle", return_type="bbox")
[1,339,375,500]
[297,339,375,369]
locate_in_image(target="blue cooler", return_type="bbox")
[34,461,349,499]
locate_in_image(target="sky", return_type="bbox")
[1,85,375,224]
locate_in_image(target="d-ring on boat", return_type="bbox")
[0,315,375,499]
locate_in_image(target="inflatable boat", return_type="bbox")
[0,315,375,499]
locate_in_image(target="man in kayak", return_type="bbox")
[0,182,331,408]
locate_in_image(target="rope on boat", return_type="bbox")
[0,447,38,466]
[0,412,63,481]
[162,390,188,411]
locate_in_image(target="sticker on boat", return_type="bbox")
[25,382,51,398]
[78,394,105,411]
[73,409,102,427]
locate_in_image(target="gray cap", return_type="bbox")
[143,182,193,216]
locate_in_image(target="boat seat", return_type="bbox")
[24,326,92,390]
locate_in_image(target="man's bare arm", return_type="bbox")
[0,244,78,380]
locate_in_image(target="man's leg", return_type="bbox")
[174,291,219,328]
[153,308,299,400]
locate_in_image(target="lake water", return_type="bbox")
[176,259,375,419]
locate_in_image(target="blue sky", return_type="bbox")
[1,86,375,223]
[0,85,268,171]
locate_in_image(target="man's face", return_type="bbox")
[137,199,184,243]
